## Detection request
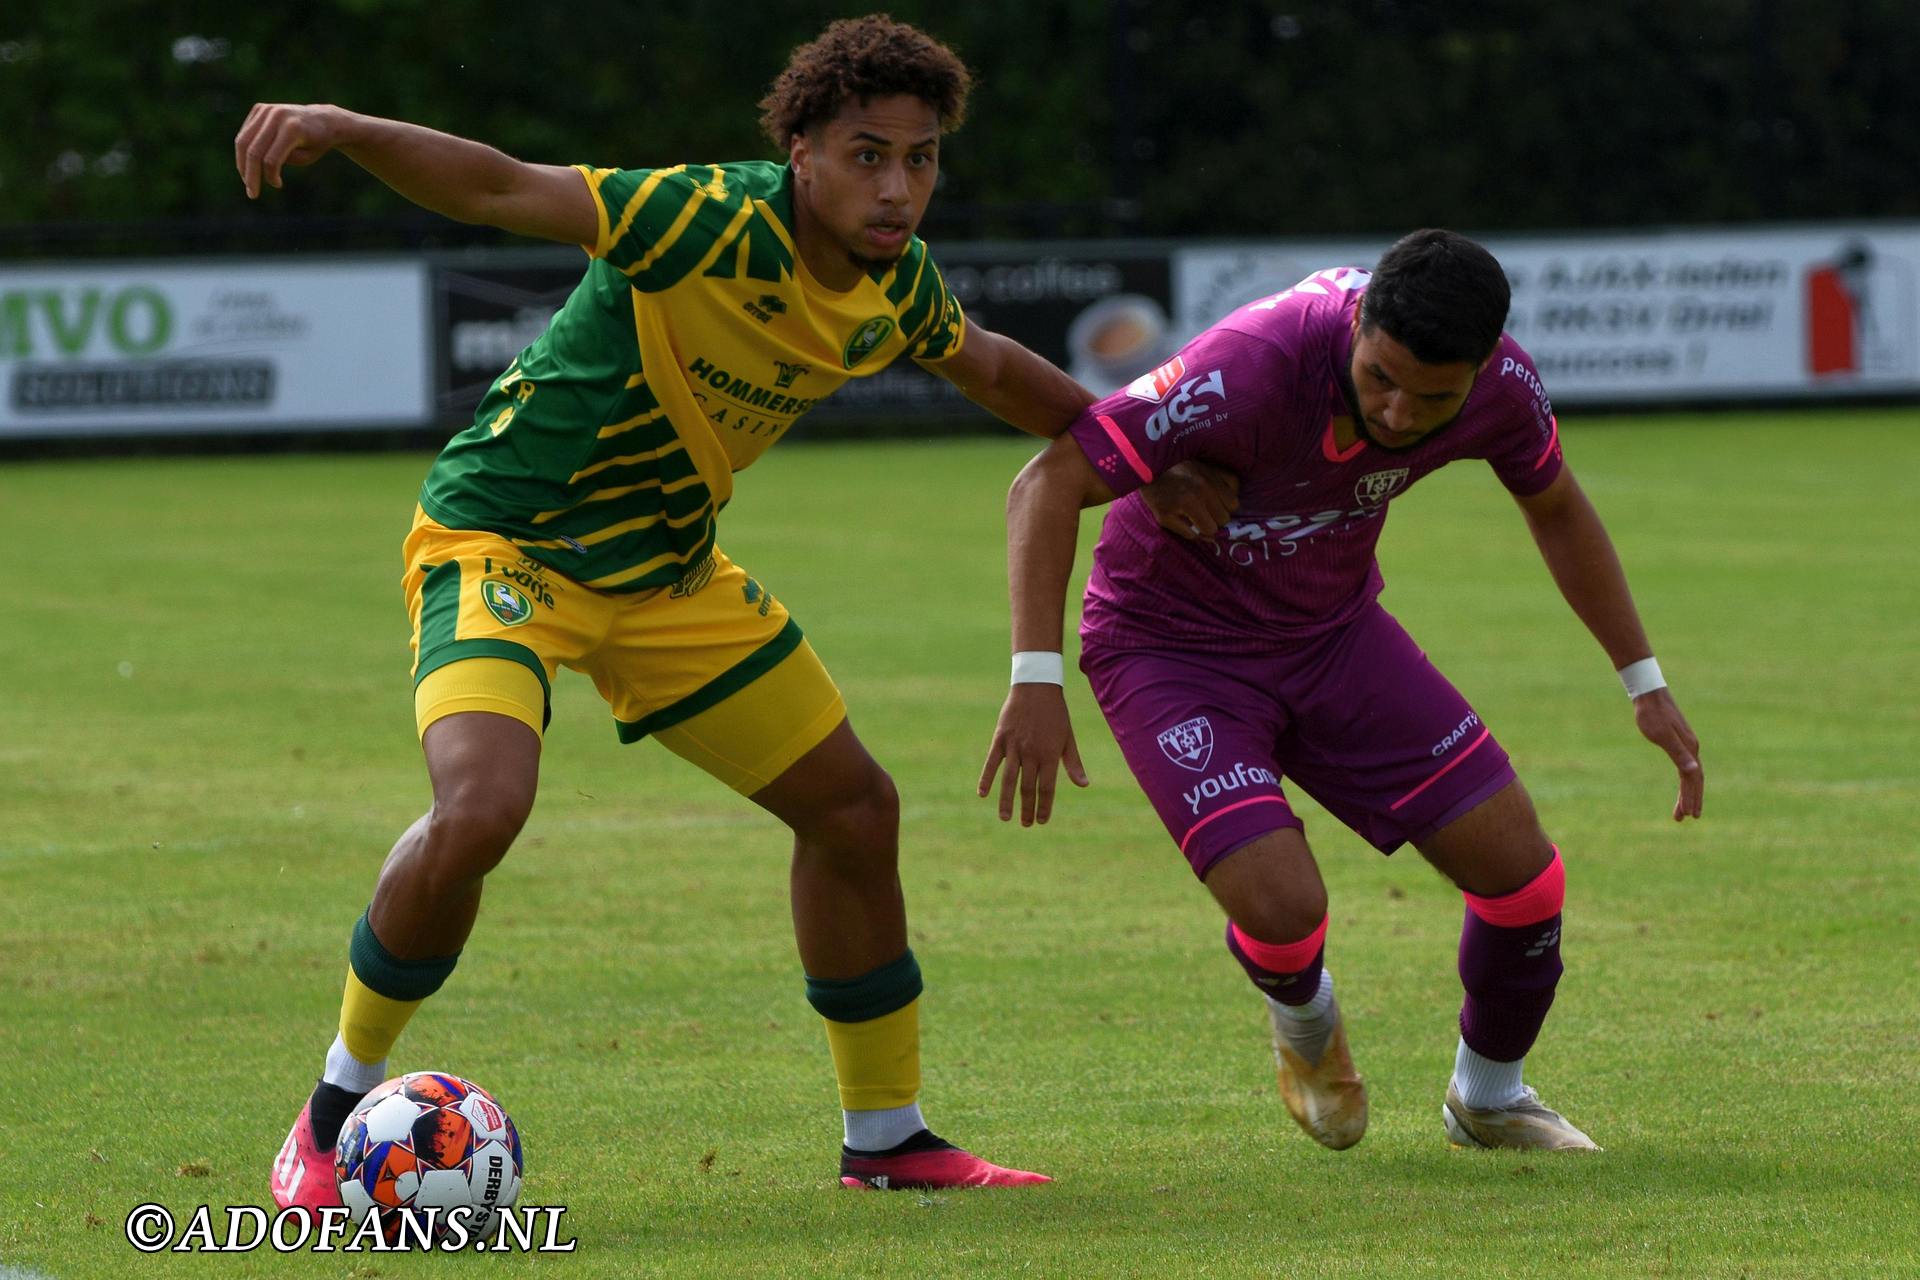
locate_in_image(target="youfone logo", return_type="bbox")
[1354,467,1409,506]
[1144,369,1227,441]
[1182,761,1281,814]
[1156,717,1214,772]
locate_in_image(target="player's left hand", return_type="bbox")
[1140,460,1239,540]
[1632,688,1704,820]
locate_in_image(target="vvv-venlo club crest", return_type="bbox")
[1354,468,1409,506]
[1157,717,1214,772]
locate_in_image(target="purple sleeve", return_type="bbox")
[1479,341,1565,497]
[1066,327,1286,499]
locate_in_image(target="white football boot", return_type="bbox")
[1442,1081,1600,1151]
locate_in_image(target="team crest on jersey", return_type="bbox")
[1157,717,1215,772]
[1125,355,1187,403]
[843,316,896,368]
[482,580,534,627]
[1354,468,1410,506]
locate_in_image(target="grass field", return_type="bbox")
[1,408,1916,1278]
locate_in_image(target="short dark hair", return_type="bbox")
[1360,229,1511,366]
[758,15,972,150]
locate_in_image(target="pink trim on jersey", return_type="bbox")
[1388,728,1490,812]
[1321,417,1367,463]
[1464,848,1566,926]
[1097,414,1154,484]
[1532,414,1562,471]
[1178,794,1292,857]
[1230,916,1328,974]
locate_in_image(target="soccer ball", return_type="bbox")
[334,1072,523,1242]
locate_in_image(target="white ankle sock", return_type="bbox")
[843,1102,925,1152]
[1268,969,1335,1022]
[1267,971,1338,1061]
[1452,1038,1526,1109]
[323,1034,387,1095]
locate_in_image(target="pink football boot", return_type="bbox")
[839,1131,1050,1190]
[271,1101,346,1210]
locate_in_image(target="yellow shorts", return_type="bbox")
[402,508,845,795]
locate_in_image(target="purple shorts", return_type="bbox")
[1081,602,1515,878]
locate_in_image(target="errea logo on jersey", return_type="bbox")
[742,294,787,324]
[1144,369,1227,441]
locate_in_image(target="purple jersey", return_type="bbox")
[1069,268,1564,653]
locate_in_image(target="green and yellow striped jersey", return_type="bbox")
[419,160,965,593]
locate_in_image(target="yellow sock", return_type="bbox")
[821,999,922,1111]
[338,967,424,1065]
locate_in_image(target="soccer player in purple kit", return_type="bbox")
[980,230,1705,1151]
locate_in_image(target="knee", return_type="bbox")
[1205,833,1327,944]
[792,764,899,866]
[1231,890,1328,946]
[424,782,534,881]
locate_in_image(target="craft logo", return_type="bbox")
[1157,717,1214,772]
[773,360,810,389]
[483,581,534,627]
[842,316,895,368]
[1125,355,1187,402]
[1354,467,1409,506]
[1804,238,1916,380]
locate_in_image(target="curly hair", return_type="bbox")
[758,15,972,150]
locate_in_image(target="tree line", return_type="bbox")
[3,0,1914,253]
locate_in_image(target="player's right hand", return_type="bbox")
[978,684,1089,827]
[236,104,347,199]
[1140,460,1240,540]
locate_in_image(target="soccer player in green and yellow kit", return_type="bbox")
[241,17,1229,1198]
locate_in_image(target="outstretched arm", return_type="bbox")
[235,104,596,246]
[978,435,1117,826]
[930,326,1238,531]
[1513,466,1705,820]
[927,324,1095,439]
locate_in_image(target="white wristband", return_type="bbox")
[1618,656,1666,699]
[1011,651,1065,686]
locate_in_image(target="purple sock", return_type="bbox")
[1457,907,1563,1062]
[1225,919,1326,1005]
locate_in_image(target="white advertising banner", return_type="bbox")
[1173,226,1920,403]
[0,259,432,437]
